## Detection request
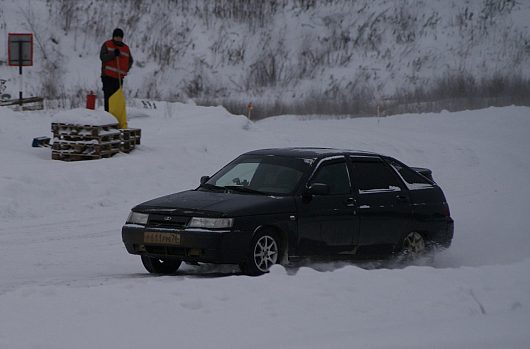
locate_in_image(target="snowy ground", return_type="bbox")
[0,103,529,348]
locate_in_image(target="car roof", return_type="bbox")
[243,147,380,158]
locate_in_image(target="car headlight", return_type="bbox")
[188,217,234,229]
[126,211,149,225]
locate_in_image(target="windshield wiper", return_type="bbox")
[198,183,225,192]
[223,185,268,195]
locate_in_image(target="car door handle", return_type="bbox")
[396,195,408,201]
[345,197,356,207]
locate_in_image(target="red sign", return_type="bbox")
[8,33,33,67]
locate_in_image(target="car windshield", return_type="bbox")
[205,155,309,195]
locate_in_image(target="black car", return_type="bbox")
[122,148,453,275]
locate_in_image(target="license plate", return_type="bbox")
[144,232,181,245]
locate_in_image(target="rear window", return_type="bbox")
[384,157,433,187]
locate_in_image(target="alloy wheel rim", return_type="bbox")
[253,235,278,272]
[403,232,425,257]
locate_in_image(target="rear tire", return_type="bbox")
[401,231,426,258]
[241,230,280,276]
[141,256,182,274]
[393,231,432,265]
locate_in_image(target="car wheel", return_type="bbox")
[241,230,280,276]
[401,231,426,258]
[391,231,431,267]
[141,256,182,274]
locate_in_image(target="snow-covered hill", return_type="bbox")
[1,0,529,115]
[0,103,529,348]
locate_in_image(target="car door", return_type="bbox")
[349,157,412,248]
[296,157,359,255]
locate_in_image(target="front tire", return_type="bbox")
[141,256,182,274]
[241,230,280,276]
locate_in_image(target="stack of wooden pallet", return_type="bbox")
[51,122,122,161]
[120,128,142,153]
[51,123,143,161]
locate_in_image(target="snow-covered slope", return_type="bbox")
[0,103,529,348]
[1,0,529,113]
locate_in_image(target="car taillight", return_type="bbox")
[442,202,451,217]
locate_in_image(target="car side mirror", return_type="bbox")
[200,176,210,185]
[305,183,329,196]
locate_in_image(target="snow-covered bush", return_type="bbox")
[0,0,528,116]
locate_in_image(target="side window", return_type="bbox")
[385,157,432,186]
[310,160,351,195]
[351,160,403,192]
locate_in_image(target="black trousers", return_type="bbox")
[101,76,122,111]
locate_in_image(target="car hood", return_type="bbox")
[134,189,295,217]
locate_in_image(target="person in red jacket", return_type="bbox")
[100,28,133,112]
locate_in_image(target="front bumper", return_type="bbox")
[122,224,251,264]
